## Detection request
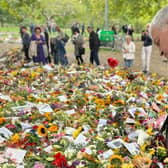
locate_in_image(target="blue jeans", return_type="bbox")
[124,59,133,68]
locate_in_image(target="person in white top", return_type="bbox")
[123,35,136,68]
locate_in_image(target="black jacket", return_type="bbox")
[44,31,49,49]
[89,31,100,51]
[22,32,30,48]
[141,34,152,47]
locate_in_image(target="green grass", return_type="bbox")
[0,26,19,33]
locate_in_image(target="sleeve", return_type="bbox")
[71,35,76,44]
[129,43,135,53]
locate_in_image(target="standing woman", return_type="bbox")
[72,28,84,65]
[123,35,136,68]
[141,24,153,74]
[30,27,47,65]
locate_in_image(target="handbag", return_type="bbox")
[79,47,85,55]
[43,44,48,58]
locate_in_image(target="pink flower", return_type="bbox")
[33,162,45,168]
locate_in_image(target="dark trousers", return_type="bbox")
[90,49,100,65]
[23,46,30,60]
[76,55,84,65]
[53,51,68,66]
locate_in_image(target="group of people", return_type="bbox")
[20,25,69,65]
[20,24,101,66]
[20,23,153,74]
[122,24,153,74]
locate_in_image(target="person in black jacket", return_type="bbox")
[20,26,30,61]
[141,26,153,74]
[44,28,51,63]
[87,26,100,65]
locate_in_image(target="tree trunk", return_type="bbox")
[0,19,4,27]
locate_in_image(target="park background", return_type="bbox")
[0,0,168,77]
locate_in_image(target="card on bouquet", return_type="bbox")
[5,148,27,163]
[0,127,13,139]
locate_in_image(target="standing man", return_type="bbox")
[141,24,153,74]
[87,26,100,65]
[21,26,30,61]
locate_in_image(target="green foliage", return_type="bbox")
[0,0,168,30]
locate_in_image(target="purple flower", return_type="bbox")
[72,160,80,166]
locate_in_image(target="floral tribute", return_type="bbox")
[0,52,167,167]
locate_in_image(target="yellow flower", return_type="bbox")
[121,163,134,168]
[164,157,168,163]
[72,127,82,139]
[108,155,124,168]
[48,125,58,132]
[10,71,18,76]
[146,128,153,136]
[149,149,155,156]
[44,112,52,121]
[140,144,147,152]
[11,133,20,144]
[37,125,48,137]
[0,117,6,125]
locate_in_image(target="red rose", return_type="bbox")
[5,124,16,129]
[32,125,38,130]
[52,153,68,168]
[107,58,119,68]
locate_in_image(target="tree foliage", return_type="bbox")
[0,0,168,30]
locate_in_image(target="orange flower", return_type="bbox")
[48,125,58,132]
[133,156,152,168]
[0,117,6,125]
[156,95,164,101]
[113,100,125,106]
[83,153,100,163]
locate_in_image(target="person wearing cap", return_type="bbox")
[87,26,100,65]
